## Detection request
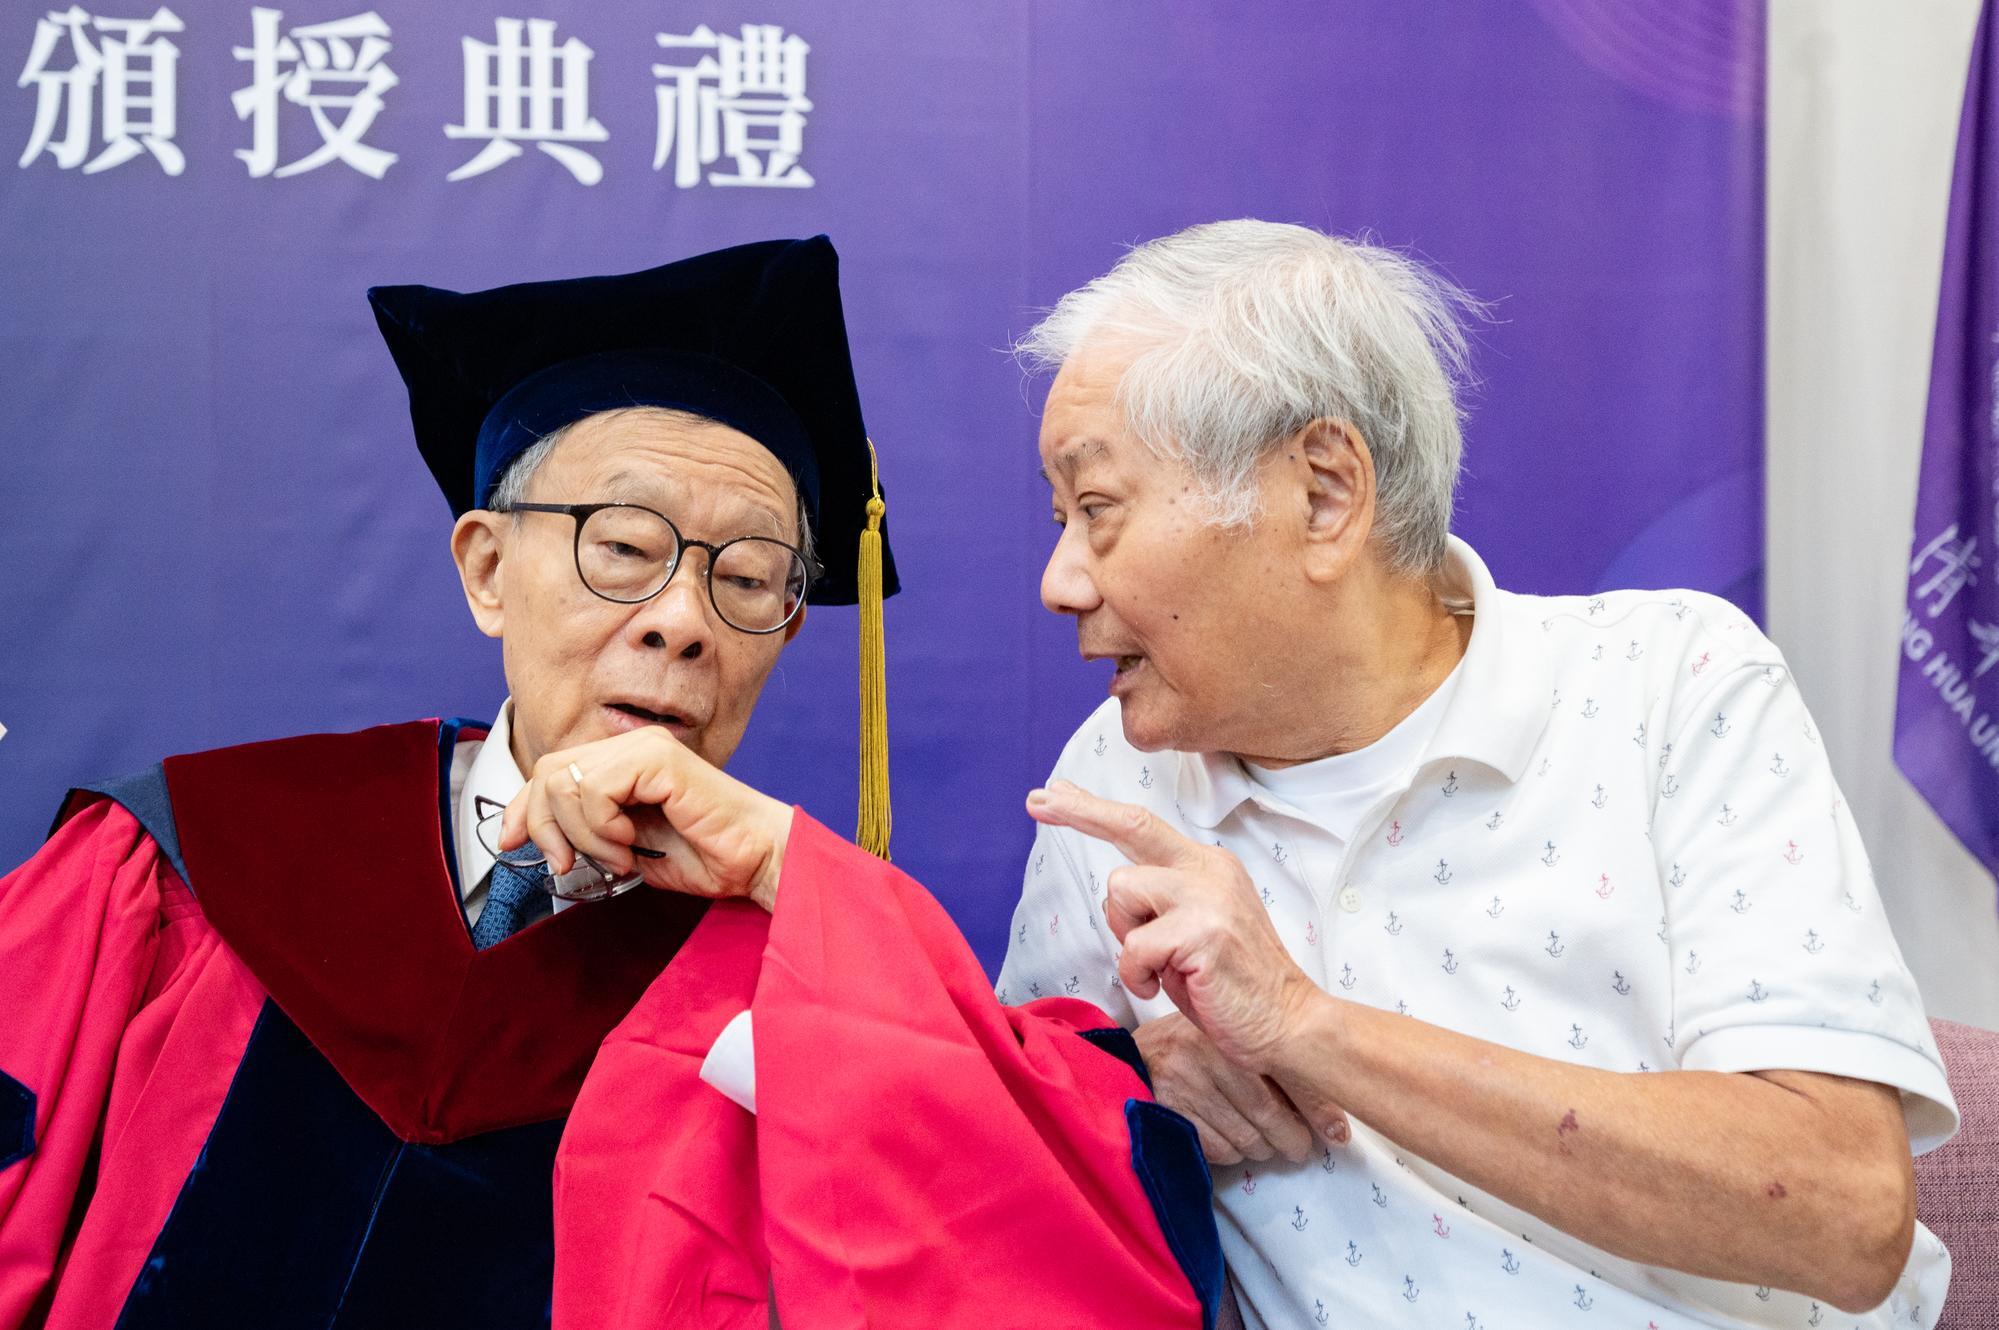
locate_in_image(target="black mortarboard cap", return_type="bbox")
[367,235,897,607]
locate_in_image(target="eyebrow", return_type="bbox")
[1038,437,1109,485]
[600,471,788,539]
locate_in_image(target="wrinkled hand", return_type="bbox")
[1026,780,1326,1074]
[1135,1012,1342,1165]
[500,726,794,911]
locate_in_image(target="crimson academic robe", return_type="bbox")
[1,720,1220,1329]
[0,719,707,1329]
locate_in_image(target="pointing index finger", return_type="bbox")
[1026,780,1203,869]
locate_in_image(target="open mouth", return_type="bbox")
[1113,655,1143,676]
[609,702,688,728]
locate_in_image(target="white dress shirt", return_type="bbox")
[448,699,573,927]
[998,537,1958,1330]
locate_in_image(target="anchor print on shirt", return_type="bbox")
[1552,688,1563,710]
[1394,999,1411,1016]
[1093,733,1107,757]
[1370,1182,1388,1208]
[1573,1285,1594,1310]
[1633,721,1647,748]
[1545,930,1566,958]
[1488,895,1506,918]
[1661,773,1681,799]
[1320,1147,1338,1174]
[1591,643,1603,662]
[1501,985,1522,1012]
[1567,1024,1589,1050]
[1501,1249,1522,1275]
[1402,1276,1421,1303]
[1441,770,1459,797]
[1239,1169,1256,1196]
[1627,639,1644,661]
[1710,712,1732,738]
[1844,890,1864,913]
[1784,840,1804,865]
[1017,922,1027,946]
[1259,884,1274,908]
[1804,929,1825,955]
[1442,948,1459,975]
[1867,979,1884,1006]
[1761,667,1784,688]
[1345,1241,1363,1267]
[1754,1286,1772,1302]
[1542,840,1561,867]
[1486,811,1503,831]
[1314,1301,1330,1327]
[1685,950,1702,975]
[1748,979,1769,1004]
[1338,963,1358,991]
[1590,784,1608,810]
[1137,765,1152,789]
[1658,741,1674,770]
[1290,1206,1309,1232]
[1717,803,1739,827]
[1671,597,1691,620]
[1770,752,1790,777]
[1033,852,1045,876]
[1465,1315,1485,1330]
[1595,873,1614,899]
[1387,820,1405,846]
[1730,889,1752,915]
[1384,912,1403,936]
[1693,650,1711,676]
[1580,698,1600,719]
[1807,1302,1824,1326]
[1305,920,1319,946]
[1537,757,1554,778]
[1434,859,1453,884]
[1804,717,1820,745]
[1049,914,1060,934]
[1027,981,1042,998]
[1668,862,1687,889]
[1271,842,1289,866]
[1587,596,1606,616]
[1612,970,1632,996]
[1062,975,1081,996]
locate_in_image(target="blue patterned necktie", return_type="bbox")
[470,846,553,950]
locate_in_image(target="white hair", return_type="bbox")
[486,406,820,584]
[1015,220,1482,575]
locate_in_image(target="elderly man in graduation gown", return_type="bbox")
[0,237,1220,1330]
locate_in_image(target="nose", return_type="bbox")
[627,551,719,659]
[1040,523,1101,617]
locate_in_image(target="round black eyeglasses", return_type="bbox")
[504,502,809,635]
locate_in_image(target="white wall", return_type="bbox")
[1768,0,1999,1025]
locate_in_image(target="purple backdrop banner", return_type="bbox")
[0,1,1764,972]
[1898,0,1999,883]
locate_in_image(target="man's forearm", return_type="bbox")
[1264,992,1915,1312]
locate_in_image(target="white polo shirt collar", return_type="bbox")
[1176,537,1552,830]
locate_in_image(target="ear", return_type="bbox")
[1295,417,1375,583]
[451,511,509,639]
[781,601,808,646]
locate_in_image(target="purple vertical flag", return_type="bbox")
[1898,1,1999,880]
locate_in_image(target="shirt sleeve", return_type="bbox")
[0,799,168,1323]
[996,813,1137,1027]
[1652,655,1958,1153]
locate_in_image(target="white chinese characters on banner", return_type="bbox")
[233,7,397,179]
[445,17,607,186]
[654,23,813,189]
[1910,522,1982,618]
[17,5,184,175]
[17,12,815,188]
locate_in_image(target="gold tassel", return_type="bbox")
[856,438,892,859]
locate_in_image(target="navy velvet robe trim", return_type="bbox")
[115,1002,562,1330]
[1079,1026,1153,1092]
[1126,1099,1225,1330]
[77,764,189,890]
[0,1068,32,1169]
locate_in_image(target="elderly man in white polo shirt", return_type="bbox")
[1000,220,1958,1330]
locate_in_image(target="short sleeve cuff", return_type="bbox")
[1681,1024,1960,1154]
